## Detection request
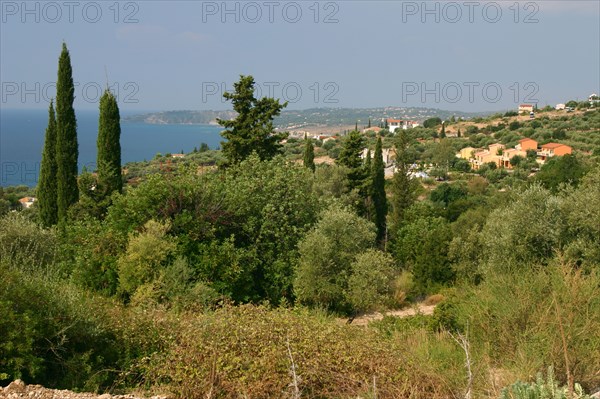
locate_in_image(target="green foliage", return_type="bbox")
[0,213,57,270]
[423,117,442,128]
[97,89,123,198]
[535,154,588,192]
[106,166,226,240]
[499,367,591,399]
[0,260,160,391]
[461,264,600,391]
[336,130,367,194]
[389,130,419,231]
[370,137,387,243]
[394,216,454,294]
[220,155,318,303]
[37,101,58,227]
[430,183,467,208]
[303,136,315,171]
[562,166,600,270]
[372,314,434,337]
[480,184,564,273]
[509,121,521,131]
[218,75,288,165]
[60,216,124,295]
[510,154,524,167]
[55,42,79,223]
[347,249,396,313]
[117,220,176,300]
[294,204,376,312]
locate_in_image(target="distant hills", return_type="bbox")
[124,110,237,125]
[124,107,493,130]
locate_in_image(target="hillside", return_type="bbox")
[124,107,491,130]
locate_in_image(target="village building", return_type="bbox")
[538,143,573,163]
[18,197,36,209]
[519,104,535,113]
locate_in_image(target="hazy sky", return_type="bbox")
[1,0,599,112]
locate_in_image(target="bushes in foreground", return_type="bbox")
[0,251,163,391]
[145,304,464,399]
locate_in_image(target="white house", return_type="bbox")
[555,103,565,110]
[519,104,535,113]
[387,119,403,133]
[589,93,599,106]
[386,118,419,132]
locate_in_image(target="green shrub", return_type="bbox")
[347,249,396,313]
[0,213,57,270]
[0,263,160,391]
[499,367,591,399]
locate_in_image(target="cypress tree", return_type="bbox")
[389,130,417,234]
[55,42,79,222]
[371,137,387,244]
[97,89,122,196]
[303,134,315,172]
[440,123,446,138]
[457,128,462,138]
[337,130,366,192]
[38,100,58,227]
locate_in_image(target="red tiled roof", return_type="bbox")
[541,143,566,149]
[387,119,403,123]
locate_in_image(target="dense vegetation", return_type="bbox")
[2,70,599,397]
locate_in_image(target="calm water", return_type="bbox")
[0,109,224,187]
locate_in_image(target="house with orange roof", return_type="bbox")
[362,126,383,134]
[488,143,505,156]
[387,119,403,133]
[538,143,572,163]
[471,149,502,170]
[516,138,538,152]
[501,148,527,169]
[18,197,36,209]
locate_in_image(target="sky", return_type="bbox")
[1,0,599,113]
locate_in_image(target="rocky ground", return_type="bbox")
[0,380,168,399]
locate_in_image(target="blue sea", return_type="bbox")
[0,109,224,187]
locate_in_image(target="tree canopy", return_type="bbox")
[218,75,288,166]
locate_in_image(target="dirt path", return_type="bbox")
[0,380,168,399]
[345,303,437,326]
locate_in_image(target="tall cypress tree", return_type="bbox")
[371,137,387,244]
[303,134,315,172]
[38,100,58,227]
[389,129,417,234]
[55,42,79,222]
[336,130,366,193]
[97,89,122,196]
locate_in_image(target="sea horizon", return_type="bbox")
[0,108,224,188]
